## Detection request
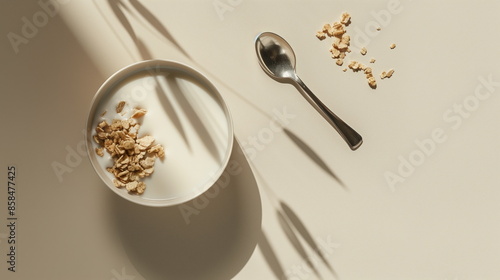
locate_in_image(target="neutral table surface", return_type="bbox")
[2,1,500,279]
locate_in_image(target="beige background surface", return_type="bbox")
[1,0,500,279]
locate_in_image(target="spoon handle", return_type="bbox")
[294,77,363,150]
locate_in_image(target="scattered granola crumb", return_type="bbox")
[93,101,165,195]
[116,101,126,113]
[330,47,340,58]
[316,31,326,40]
[348,60,364,71]
[331,22,345,37]
[322,23,332,33]
[100,110,107,117]
[340,12,351,25]
[367,76,377,89]
[347,60,357,70]
[316,12,397,89]
[380,69,395,79]
[365,67,377,88]
[131,108,147,119]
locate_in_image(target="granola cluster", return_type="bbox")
[316,12,397,89]
[93,102,165,195]
[316,12,352,67]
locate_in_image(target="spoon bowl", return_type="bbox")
[255,32,363,150]
[255,32,297,81]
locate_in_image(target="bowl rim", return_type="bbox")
[85,59,234,207]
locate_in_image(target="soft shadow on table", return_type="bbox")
[128,0,191,59]
[255,169,339,280]
[108,141,262,280]
[103,0,191,61]
[283,128,346,190]
[258,230,286,279]
[107,0,136,40]
[277,210,321,278]
[280,201,336,276]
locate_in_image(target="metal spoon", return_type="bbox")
[255,32,363,150]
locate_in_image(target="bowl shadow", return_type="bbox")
[108,140,262,280]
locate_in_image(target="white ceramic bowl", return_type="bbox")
[85,60,234,207]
